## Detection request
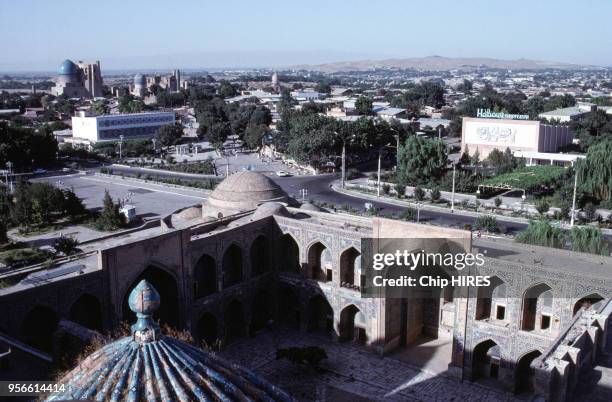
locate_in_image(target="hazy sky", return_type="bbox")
[1,0,611,72]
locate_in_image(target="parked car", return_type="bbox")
[33,168,47,174]
[276,170,291,177]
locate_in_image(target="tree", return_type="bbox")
[413,186,425,201]
[53,235,80,256]
[430,188,441,202]
[394,183,406,198]
[0,189,10,243]
[154,124,183,147]
[397,137,448,185]
[570,110,612,150]
[471,148,481,166]
[314,82,331,94]
[244,124,268,149]
[535,199,550,216]
[400,208,416,221]
[95,191,125,231]
[218,81,237,98]
[355,96,373,116]
[63,189,87,219]
[485,147,518,174]
[458,146,471,167]
[92,100,109,116]
[0,123,59,171]
[576,139,612,204]
[494,197,502,209]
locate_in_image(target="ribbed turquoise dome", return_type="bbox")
[59,59,78,76]
[46,280,293,402]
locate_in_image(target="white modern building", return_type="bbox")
[71,111,175,143]
[461,117,573,159]
[290,90,321,101]
[513,151,585,167]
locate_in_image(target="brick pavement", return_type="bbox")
[219,328,520,401]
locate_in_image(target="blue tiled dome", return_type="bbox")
[134,74,146,86]
[59,59,78,76]
[46,280,293,401]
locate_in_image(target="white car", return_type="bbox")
[276,170,291,177]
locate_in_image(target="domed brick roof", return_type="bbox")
[203,172,289,217]
[46,280,293,401]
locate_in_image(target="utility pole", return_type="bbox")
[119,135,124,159]
[570,169,578,227]
[451,162,456,212]
[341,140,346,189]
[5,161,13,193]
[377,149,382,197]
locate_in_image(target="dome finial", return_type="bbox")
[128,279,161,343]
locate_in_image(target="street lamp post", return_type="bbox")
[341,140,346,189]
[570,169,579,227]
[416,202,422,223]
[119,135,124,159]
[451,162,456,213]
[5,161,13,193]
[377,148,382,197]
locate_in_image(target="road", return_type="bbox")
[94,165,529,233]
[32,173,207,218]
[272,174,529,234]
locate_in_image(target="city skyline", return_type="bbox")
[1,0,611,72]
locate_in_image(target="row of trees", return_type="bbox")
[0,123,58,171]
[192,92,272,149]
[0,182,87,240]
[275,106,405,169]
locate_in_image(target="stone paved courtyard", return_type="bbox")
[219,327,520,401]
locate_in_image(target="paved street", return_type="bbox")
[271,174,530,234]
[97,165,531,234]
[32,173,207,218]
[220,327,519,401]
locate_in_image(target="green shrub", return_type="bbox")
[569,226,609,255]
[394,183,406,198]
[414,186,425,201]
[382,183,391,195]
[535,199,551,216]
[475,215,498,232]
[583,203,597,221]
[515,220,564,249]
[400,208,416,221]
[430,188,441,202]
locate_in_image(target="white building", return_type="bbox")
[461,117,573,159]
[71,111,175,144]
[290,90,321,101]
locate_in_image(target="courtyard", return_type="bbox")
[220,327,519,402]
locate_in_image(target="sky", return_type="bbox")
[1,0,611,72]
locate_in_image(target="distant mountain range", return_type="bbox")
[290,55,602,72]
